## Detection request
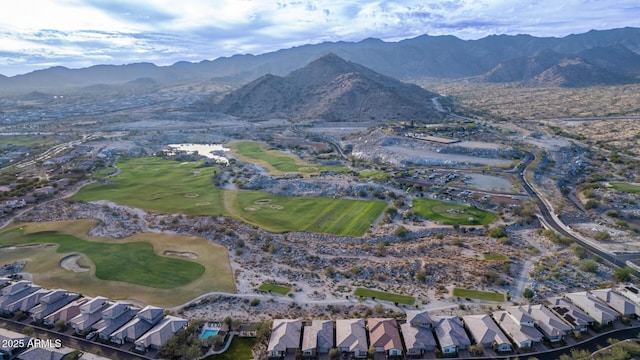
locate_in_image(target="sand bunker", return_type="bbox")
[193,170,201,176]
[184,193,199,198]
[0,244,43,251]
[270,205,284,210]
[255,199,271,205]
[60,254,90,273]
[163,250,198,259]
[245,206,258,211]
[196,202,211,206]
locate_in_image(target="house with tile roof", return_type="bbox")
[301,320,333,359]
[463,314,512,352]
[433,316,471,355]
[268,319,302,359]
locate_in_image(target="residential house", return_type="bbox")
[400,322,437,357]
[109,305,164,345]
[0,281,42,312]
[68,296,110,334]
[336,319,368,359]
[433,316,471,355]
[92,302,139,341]
[301,320,333,359]
[493,310,543,349]
[134,316,188,352]
[16,345,74,360]
[618,284,640,304]
[591,288,640,318]
[29,290,79,322]
[566,291,619,325]
[406,310,433,328]
[0,328,30,359]
[5,288,49,314]
[546,297,595,333]
[43,297,90,327]
[462,314,512,352]
[514,305,571,342]
[268,319,302,359]
[368,318,403,357]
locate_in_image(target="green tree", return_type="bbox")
[613,267,633,282]
[523,288,534,299]
[488,226,507,238]
[579,259,599,273]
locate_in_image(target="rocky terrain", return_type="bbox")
[195,53,442,121]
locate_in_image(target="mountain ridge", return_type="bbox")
[196,53,442,122]
[1,27,640,90]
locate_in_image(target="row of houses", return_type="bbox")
[0,278,188,353]
[268,286,640,359]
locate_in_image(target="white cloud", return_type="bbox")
[0,0,639,75]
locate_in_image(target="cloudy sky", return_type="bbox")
[1,0,639,76]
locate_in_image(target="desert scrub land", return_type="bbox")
[0,220,235,306]
[425,82,640,120]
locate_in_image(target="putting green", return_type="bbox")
[412,198,496,225]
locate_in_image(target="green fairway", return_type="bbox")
[0,228,204,289]
[483,253,508,261]
[204,337,256,360]
[233,191,387,236]
[0,220,235,307]
[412,198,497,225]
[354,288,415,305]
[610,182,640,194]
[90,166,118,179]
[73,157,225,215]
[258,283,290,295]
[453,288,505,302]
[230,141,347,176]
[74,157,385,236]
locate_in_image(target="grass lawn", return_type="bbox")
[0,136,52,146]
[610,182,640,194]
[90,166,118,179]
[258,283,290,295]
[232,191,387,236]
[453,288,505,302]
[229,140,347,176]
[412,198,497,225]
[72,157,225,216]
[0,220,235,306]
[354,288,415,305]
[204,337,256,360]
[483,253,508,261]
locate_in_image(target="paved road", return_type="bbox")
[516,151,637,270]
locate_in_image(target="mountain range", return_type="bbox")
[1,27,640,90]
[194,53,442,121]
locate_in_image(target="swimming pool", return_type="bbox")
[200,329,219,339]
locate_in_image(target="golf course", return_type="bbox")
[73,154,385,236]
[412,198,497,225]
[228,140,348,176]
[0,220,235,307]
